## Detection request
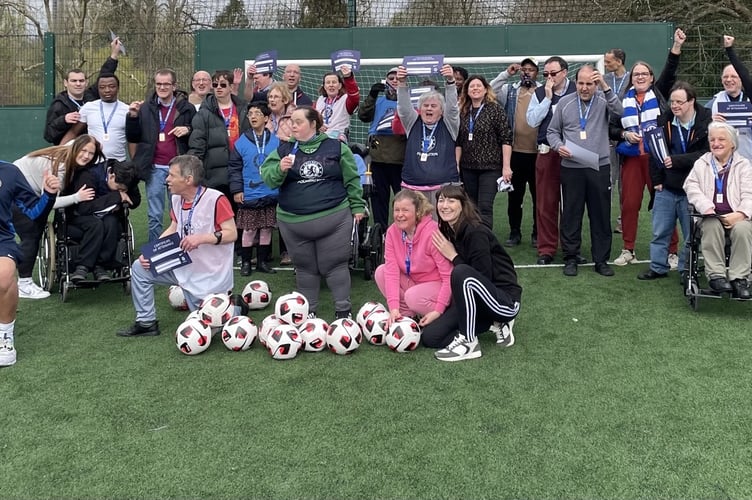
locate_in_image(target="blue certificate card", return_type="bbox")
[253,50,278,74]
[402,54,444,76]
[717,101,752,128]
[331,49,360,72]
[140,232,192,277]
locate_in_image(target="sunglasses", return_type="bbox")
[212,82,229,88]
[542,69,564,78]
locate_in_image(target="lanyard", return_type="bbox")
[468,104,485,135]
[676,125,690,153]
[578,96,593,131]
[68,95,82,111]
[159,98,176,133]
[421,122,438,153]
[612,73,628,95]
[401,231,413,277]
[181,186,203,236]
[99,100,118,135]
[710,156,732,194]
[270,114,279,134]
[222,105,234,130]
[252,130,267,166]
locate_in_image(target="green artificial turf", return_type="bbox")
[3,197,752,499]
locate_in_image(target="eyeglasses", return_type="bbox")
[542,69,563,78]
[212,82,229,88]
[155,82,174,87]
[632,72,651,78]
[670,99,689,106]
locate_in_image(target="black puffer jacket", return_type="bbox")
[188,93,249,192]
[126,90,196,181]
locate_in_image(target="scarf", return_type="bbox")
[620,87,661,154]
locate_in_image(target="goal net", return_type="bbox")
[267,55,605,144]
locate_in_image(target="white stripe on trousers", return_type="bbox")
[461,276,520,342]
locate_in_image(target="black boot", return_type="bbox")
[239,247,252,276]
[256,245,277,274]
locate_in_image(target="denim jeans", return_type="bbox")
[649,189,689,273]
[146,166,170,242]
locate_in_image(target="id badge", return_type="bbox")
[420,153,428,162]
[159,132,166,142]
[468,133,473,141]
[227,129,232,137]
[580,130,587,140]
[288,154,296,163]
[102,133,110,141]
[716,193,724,204]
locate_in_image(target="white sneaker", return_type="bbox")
[668,253,679,271]
[0,337,16,366]
[492,319,515,347]
[18,280,50,300]
[435,334,481,362]
[613,249,636,266]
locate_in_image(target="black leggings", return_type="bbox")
[421,264,520,347]
[12,205,51,278]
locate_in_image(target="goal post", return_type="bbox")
[271,55,606,144]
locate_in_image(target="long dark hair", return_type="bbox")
[63,135,103,190]
[435,183,483,239]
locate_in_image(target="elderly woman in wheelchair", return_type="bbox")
[63,158,141,283]
[683,122,752,299]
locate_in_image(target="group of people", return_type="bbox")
[5,30,752,367]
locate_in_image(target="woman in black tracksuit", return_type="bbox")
[423,183,522,362]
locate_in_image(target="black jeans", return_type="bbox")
[12,205,51,278]
[68,213,121,269]
[507,151,538,237]
[461,168,499,229]
[371,161,403,228]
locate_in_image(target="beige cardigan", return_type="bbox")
[684,152,752,218]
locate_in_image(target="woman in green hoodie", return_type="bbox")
[261,106,365,320]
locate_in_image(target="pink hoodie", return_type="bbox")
[382,215,453,313]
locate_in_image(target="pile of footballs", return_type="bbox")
[167,281,422,360]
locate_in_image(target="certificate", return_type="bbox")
[564,140,599,170]
[402,54,444,76]
[644,127,669,166]
[245,50,278,75]
[331,49,360,72]
[140,233,192,277]
[717,101,752,128]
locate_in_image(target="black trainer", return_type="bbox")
[94,266,111,281]
[70,266,89,283]
[117,321,161,337]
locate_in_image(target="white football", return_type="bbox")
[221,316,258,351]
[175,317,212,355]
[386,317,421,353]
[356,301,387,331]
[266,324,303,360]
[326,318,362,355]
[168,285,188,311]
[198,293,233,328]
[259,314,283,347]
[362,309,390,345]
[299,317,329,352]
[275,291,309,327]
[242,280,273,310]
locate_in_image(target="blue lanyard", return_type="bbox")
[222,105,234,130]
[181,186,203,236]
[270,114,279,134]
[252,130,267,166]
[578,96,593,131]
[159,98,176,133]
[710,156,732,194]
[291,141,299,156]
[421,122,438,153]
[468,104,484,135]
[612,73,628,95]
[677,125,690,153]
[401,231,413,277]
[323,97,336,125]
[99,100,118,135]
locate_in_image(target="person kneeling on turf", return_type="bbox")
[117,154,237,337]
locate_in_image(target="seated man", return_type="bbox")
[117,154,237,337]
[66,159,141,282]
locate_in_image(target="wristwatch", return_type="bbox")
[214,230,222,245]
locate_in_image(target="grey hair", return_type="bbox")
[169,154,205,185]
[708,121,739,151]
[417,90,445,113]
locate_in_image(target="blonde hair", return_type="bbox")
[393,189,434,220]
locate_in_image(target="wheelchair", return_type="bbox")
[37,204,135,302]
[684,206,751,311]
[349,143,385,281]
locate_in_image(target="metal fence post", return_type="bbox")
[44,32,56,107]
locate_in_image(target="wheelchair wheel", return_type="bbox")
[123,279,131,295]
[128,219,135,253]
[37,222,56,292]
[350,218,361,270]
[60,278,70,303]
[687,281,700,312]
[364,223,384,281]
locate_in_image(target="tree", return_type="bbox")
[213,0,250,29]
[389,0,501,26]
[298,0,348,28]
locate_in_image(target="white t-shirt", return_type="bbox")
[79,99,129,160]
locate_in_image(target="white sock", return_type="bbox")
[0,321,15,341]
[18,277,32,286]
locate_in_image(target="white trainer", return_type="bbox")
[435,334,481,362]
[0,337,17,366]
[18,280,50,300]
[668,253,679,271]
[493,319,515,347]
[613,249,635,266]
